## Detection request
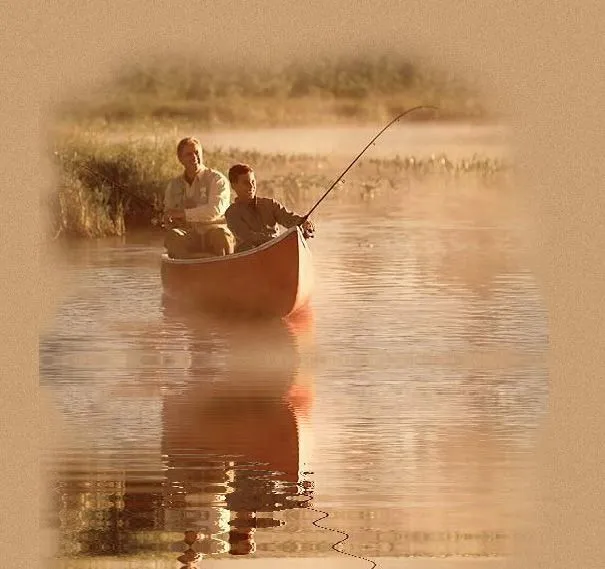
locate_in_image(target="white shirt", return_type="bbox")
[164,167,232,226]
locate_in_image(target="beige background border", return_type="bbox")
[1,1,603,567]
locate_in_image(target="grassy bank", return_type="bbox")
[56,53,486,129]
[48,133,508,240]
[47,52,499,240]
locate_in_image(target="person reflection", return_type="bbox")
[160,307,315,562]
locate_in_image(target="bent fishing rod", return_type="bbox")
[300,105,440,223]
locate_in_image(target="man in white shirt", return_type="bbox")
[164,137,234,257]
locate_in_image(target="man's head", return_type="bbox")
[177,137,203,173]
[228,163,256,202]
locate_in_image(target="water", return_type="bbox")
[203,123,510,160]
[41,168,548,567]
[104,121,509,160]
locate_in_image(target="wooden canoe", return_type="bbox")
[160,226,314,319]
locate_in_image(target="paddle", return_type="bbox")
[298,105,440,228]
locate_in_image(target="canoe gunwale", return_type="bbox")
[160,226,301,266]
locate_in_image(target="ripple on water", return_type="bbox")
[42,177,548,563]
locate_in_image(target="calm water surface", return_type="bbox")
[41,173,548,568]
[104,122,509,160]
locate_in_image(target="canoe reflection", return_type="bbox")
[159,305,316,561]
[54,306,316,562]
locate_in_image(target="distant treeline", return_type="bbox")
[57,53,485,126]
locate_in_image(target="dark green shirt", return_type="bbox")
[225,197,304,251]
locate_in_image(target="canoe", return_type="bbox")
[160,226,314,319]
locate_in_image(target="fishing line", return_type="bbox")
[55,105,438,236]
[300,105,440,222]
[298,495,378,569]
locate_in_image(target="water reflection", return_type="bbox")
[53,305,316,564]
[43,175,549,565]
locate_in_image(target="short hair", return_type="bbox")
[228,163,254,185]
[176,137,202,157]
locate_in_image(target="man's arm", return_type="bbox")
[163,179,185,224]
[185,171,231,223]
[225,207,273,247]
[271,199,305,228]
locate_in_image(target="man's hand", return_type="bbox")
[301,219,315,237]
[252,229,274,246]
[165,208,186,225]
[183,198,197,209]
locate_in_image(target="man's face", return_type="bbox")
[232,171,257,201]
[178,142,202,171]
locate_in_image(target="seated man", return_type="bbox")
[225,163,315,253]
[164,137,234,258]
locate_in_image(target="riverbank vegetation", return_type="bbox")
[49,134,507,240]
[56,53,486,129]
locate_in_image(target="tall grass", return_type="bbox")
[52,140,168,238]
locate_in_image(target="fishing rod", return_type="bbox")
[54,152,166,226]
[77,161,158,209]
[300,105,440,222]
[53,150,159,209]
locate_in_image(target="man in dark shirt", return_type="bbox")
[225,163,315,253]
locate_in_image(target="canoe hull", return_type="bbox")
[160,227,313,319]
